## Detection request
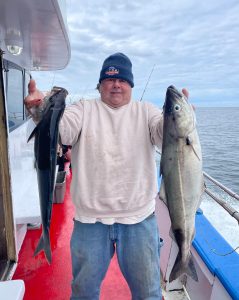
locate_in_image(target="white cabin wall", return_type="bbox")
[9,119,40,257]
[210,277,232,300]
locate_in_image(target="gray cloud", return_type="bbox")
[33,0,239,106]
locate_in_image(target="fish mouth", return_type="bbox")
[167,85,182,98]
[164,85,183,115]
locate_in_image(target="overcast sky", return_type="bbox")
[33,0,239,107]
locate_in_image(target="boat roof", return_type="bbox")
[0,0,71,71]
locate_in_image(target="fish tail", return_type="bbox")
[169,253,198,282]
[34,230,52,264]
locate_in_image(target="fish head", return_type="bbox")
[163,85,195,139]
[51,87,68,108]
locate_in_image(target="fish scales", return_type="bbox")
[28,87,68,263]
[160,85,204,282]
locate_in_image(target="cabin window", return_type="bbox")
[24,73,31,99]
[6,66,24,131]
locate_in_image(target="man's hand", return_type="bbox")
[182,88,189,99]
[182,88,195,110]
[24,79,44,109]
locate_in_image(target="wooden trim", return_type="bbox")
[0,50,16,262]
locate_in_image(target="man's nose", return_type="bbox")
[112,79,121,87]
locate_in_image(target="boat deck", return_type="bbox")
[13,171,131,299]
[13,165,189,300]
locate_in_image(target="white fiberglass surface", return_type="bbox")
[9,119,40,224]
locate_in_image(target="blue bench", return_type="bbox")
[193,209,239,300]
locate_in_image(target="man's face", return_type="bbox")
[99,78,132,108]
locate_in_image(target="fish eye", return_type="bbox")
[174,104,181,111]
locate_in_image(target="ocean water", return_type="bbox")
[196,107,239,253]
[196,107,239,194]
[156,107,239,253]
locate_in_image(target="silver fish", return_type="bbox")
[160,85,204,282]
[28,87,68,263]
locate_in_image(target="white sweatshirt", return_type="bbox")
[59,98,163,224]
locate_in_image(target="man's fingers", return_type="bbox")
[182,88,189,99]
[24,78,44,108]
[182,88,195,110]
[28,79,37,94]
[24,98,42,108]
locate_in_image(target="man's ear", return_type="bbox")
[96,83,100,93]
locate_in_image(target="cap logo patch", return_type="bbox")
[105,66,119,76]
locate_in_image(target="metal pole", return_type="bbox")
[203,172,239,201]
[205,188,239,224]
[140,64,156,101]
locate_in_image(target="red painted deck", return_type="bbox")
[13,171,131,299]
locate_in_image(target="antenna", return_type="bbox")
[140,64,156,101]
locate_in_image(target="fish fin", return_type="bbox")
[169,252,198,282]
[34,230,52,264]
[27,126,38,142]
[190,144,201,161]
[186,136,201,161]
[159,178,167,205]
[185,131,202,161]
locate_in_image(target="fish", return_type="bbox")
[28,87,68,263]
[159,85,204,282]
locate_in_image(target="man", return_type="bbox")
[25,53,188,300]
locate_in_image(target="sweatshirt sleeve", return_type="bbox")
[59,100,84,146]
[147,102,164,152]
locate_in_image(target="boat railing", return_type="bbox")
[8,112,23,119]
[155,149,239,223]
[203,171,239,224]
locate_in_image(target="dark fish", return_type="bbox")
[160,85,204,282]
[28,87,68,263]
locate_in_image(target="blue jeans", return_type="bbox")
[70,213,162,300]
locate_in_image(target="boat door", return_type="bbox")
[0,50,16,279]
